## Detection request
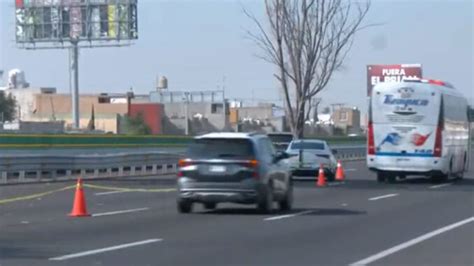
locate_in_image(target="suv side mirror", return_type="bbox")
[273,151,289,163]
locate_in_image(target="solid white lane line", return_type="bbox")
[95,190,130,196]
[264,210,313,221]
[92,207,149,217]
[368,193,399,201]
[349,216,474,266]
[429,183,453,189]
[328,182,344,187]
[49,238,163,261]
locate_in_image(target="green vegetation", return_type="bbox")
[0,133,366,149]
[123,112,152,135]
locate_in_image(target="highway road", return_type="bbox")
[1,157,473,266]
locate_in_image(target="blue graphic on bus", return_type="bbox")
[378,133,402,148]
[383,95,429,106]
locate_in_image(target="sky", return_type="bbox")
[0,0,473,115]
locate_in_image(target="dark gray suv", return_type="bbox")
[176,132,293,214]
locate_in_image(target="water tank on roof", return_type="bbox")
[157,76,168,90]
[8,69,29,89]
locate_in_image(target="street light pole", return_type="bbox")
[222,76,226,131]
[70,40,80,129]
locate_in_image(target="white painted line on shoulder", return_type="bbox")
[92,207,149,217]
[429,183,453,189]
[368,193,399,201]
[349,216,474,266]
[264,210,313,221]
[95,190,130,196]
[327,182,344,187]
[49,238,163,261]
[345,168,357,172]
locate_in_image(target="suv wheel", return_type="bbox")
[257,185,274,214]
[279,183,293,211]
[177,199,193,213]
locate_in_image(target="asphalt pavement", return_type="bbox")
[1,157,473,266]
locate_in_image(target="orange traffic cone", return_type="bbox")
[69,178,90,217]
[335,160,345,181]
[317,164,326,187]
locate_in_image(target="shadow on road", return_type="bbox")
[0,245,53,260]
[195,207,367,216]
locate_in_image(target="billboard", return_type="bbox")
[367,64,423,96]
[15,0,138,44]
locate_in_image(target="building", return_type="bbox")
[333,107,361,135]
[128,103,164,134]
[2,86,163,133]
[231,103,286,132]
[150,90,228,135]
[1,121,65,133]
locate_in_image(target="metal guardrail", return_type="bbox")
[333,146,366,161]
[0,152,180,184]
[0,146,366,184]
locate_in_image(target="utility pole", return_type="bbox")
[126,89,135,116]
[184,92,189,135]
[222,75,226,130]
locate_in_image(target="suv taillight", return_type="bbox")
[178,159,192,167]
[177,159,192,177]
[241,160,259,179]
[368,122,375,155]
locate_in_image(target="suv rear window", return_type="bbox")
[290,141,325,150]
[187,138,254,159]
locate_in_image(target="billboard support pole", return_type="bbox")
[184,92,189,136]
[71,40,80,129]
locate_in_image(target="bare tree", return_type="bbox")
[245,0,371,138]
[306,97,322,122]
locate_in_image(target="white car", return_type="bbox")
[285,139,337,180]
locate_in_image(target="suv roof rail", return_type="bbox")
[247,131,264,136]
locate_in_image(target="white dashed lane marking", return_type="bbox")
[264,210,314,221]
[49,239,163,261]
[429,183,453,189]
[92,207,149,217]
[349,216,474,266]
[368,194,399,201]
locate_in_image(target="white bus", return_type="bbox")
[367,79,470,182]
